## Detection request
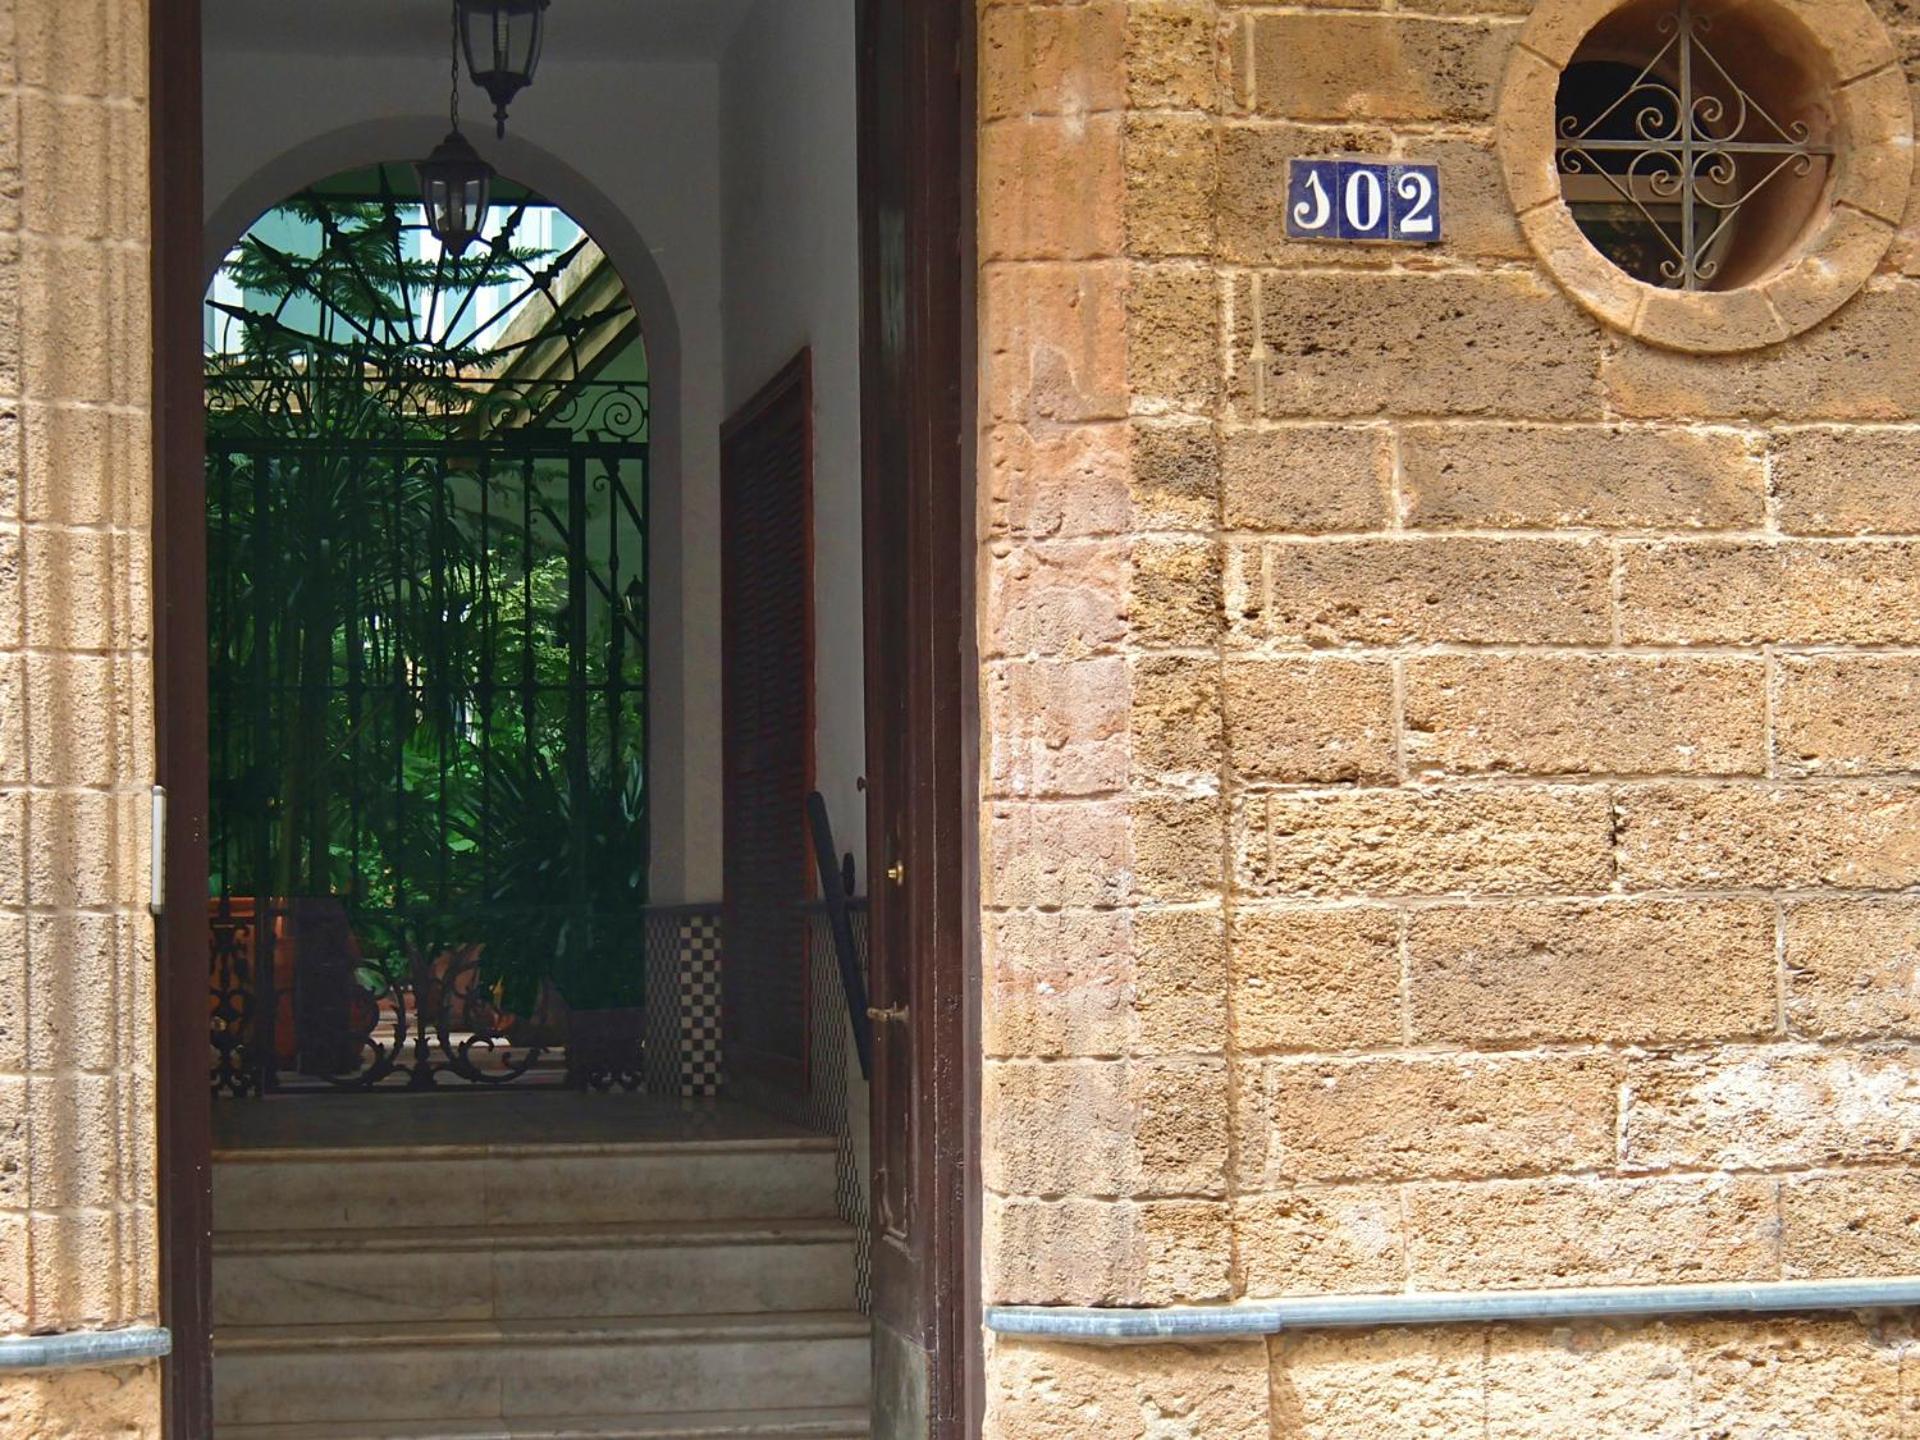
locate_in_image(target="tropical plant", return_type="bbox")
[459,750,651,1015]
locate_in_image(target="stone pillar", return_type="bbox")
[0,0,162,1434]
[979,0,1272,1433]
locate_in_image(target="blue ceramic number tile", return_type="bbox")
[1285,159,1338,240]
[1387,163,1442,244]
[1287,157,1442,246]
[1334,161,1392,242]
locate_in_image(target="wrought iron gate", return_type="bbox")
[206,377,652,1092]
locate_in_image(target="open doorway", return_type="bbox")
[152,3,975,1436]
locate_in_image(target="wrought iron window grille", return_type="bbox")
[1555,0,1832,290]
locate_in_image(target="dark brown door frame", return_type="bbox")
[149,2,212,1440]
[151,0,213,1434]
[149,1,977,1435]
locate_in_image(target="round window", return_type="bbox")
[1498,0,1911,350]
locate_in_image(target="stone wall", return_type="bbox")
[0,0,162,1434]
[978,0,1920,1433]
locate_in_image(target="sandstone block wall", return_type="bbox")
[9,0,1920,1432]
[0,0,162,1434]
[979,0,1920,1432]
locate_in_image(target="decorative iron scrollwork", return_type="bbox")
[1555,0,1832,289]
[310,938,551,1091]
[206,904,729,1094]
[205,375,650,445]
[210,899,259,1097]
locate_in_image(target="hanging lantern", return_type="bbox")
[419,0,495,253]
[418,129,493,252]
[458,0,550,139]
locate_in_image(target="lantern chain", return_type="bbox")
[449,0,462,135]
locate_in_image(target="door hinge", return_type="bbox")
[149,785,166,917]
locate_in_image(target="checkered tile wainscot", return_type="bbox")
[676,913,725,1097]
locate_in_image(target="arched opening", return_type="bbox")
[205,125,697,907]
[203,163,660,1095]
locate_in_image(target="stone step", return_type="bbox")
[214,1137,840,1232]
[213,1219,860,1327]
[212,1313,871,1429]
[212,1405,871,1439]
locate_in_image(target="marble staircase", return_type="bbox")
[209,1103,870,1439]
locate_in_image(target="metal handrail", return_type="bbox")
[806,792,873,1080]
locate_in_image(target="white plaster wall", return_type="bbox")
[719,0,870,1198]
[720,0,866,873]
[201,45,727,902]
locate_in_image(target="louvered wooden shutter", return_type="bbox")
[720,352,815,1093]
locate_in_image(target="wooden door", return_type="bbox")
[721,353,816,1097]
[857,0,976,1434]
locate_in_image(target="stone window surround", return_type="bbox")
[1496,0,1913,353]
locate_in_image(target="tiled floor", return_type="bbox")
[212,1093,812,1154]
